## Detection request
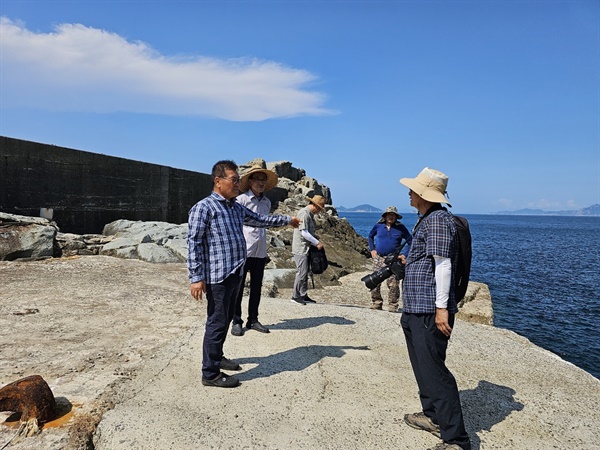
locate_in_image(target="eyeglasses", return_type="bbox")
[251,177,268,183]
[220,176,241,184]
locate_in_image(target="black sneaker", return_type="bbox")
[247,321,270,333]
[303,295,317,304]
[290,297,306,305]
[220,357,241,371]
[231,323,244,336]
[201,372,240,388]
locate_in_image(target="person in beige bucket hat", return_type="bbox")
[399,167,452,207]
[398,167,471,449]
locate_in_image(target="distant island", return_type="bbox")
[337,204,382,213]
[493,204,600,216]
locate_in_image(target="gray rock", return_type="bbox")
[101,238,141,252]
[102,219,136,236]
[0,212,58,261]
[163,238,187,262]
[113,246,139,260]
[268,160,306,182]
[136,243,180,263]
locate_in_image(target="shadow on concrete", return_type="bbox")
[461,380,524,449]
[236,345,369,381]
[267,315,355,330]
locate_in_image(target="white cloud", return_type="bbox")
[0,17,335,121]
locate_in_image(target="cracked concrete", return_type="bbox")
[1,256,598,450]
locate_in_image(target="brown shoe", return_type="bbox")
[404,412,442,438]
[370,303,383,310]
[427,444,462,450]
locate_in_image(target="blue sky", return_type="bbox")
[1,0,598,214]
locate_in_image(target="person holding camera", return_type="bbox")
[399,167,471,450]
[367,206,412,312]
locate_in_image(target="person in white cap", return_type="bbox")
[367,206,412,312]
[398,168,471,450]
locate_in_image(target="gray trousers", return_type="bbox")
[292,253,309,300]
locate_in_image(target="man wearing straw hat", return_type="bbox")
[398,167,471,450]
[291,195,326,305]
[230,164,279,336]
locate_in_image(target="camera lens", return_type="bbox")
[361,266,393,290]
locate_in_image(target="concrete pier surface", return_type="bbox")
[1,256,598,449]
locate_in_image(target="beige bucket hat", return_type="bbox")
[240,165,278,192]
[307,195,326,211]
[378,205,402,222]
[400,167,452,207]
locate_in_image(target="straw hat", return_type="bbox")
[400,167,452,207]
[240,165,278,192]
[307,195,326,211]
[378,206,402,222]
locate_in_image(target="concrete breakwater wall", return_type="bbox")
[0,136,213,234]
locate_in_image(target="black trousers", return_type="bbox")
[202,268,243,379]
[233,257,267,325]
[401,312,471,450]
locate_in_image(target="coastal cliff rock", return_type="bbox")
[457,282,494,325]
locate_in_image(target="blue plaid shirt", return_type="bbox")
[187,191,291,284]
[402,208,458,314]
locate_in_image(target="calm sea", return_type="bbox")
[341,211,600,379]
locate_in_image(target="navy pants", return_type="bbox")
[233,257,267,325]
[202,268,243,380]
[401,312,471,450]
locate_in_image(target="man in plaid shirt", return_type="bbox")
[187,160,300,388]
[398,168,471,450]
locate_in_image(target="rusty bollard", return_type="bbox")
[0,375,57,438]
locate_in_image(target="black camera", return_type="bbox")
[361,243,407,290]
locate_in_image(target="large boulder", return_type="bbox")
[99,221,187,263]
[0,212,59,261]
